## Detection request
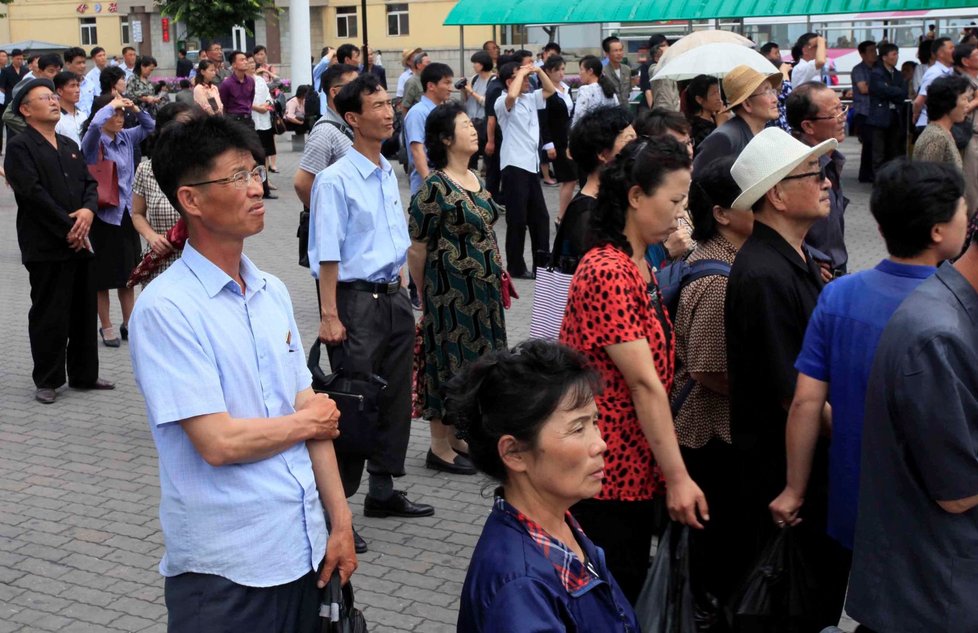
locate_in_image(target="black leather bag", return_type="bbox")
[308,341,386,459]
[298,209,310,268]
[319,571,368,633]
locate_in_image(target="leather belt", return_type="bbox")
[338,280,402,295]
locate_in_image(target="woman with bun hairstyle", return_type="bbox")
[451,339,638,632]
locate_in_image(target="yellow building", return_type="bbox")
[1,0,133,54]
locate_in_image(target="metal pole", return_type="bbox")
[459,26,465,78]
[361,0,368,64]
[290,0,312,87]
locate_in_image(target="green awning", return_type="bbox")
[445,0,978,26]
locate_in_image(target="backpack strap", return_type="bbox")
[681,259,731,288]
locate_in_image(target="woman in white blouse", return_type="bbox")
[571,55,620,129]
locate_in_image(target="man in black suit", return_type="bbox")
[867,42,908,175]
[175,49,193,78]
[4,78,114,404]
[0,48,28,150]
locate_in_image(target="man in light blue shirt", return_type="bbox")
[130,115,356,632]
[310,74,434,552]
[79,47,108,115]
[913,36,954,130]
[404,62,454,195]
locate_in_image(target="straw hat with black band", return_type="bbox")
[721,64,784,112]
[402,47,422,67]
[730,127,838,211]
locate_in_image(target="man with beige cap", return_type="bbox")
[725,128,853,630]
[692,64,782,173]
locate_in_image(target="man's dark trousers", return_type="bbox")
[501,166,549,277]
[165,570,320,633]
[25,258,98,389]
[328,284,414,497]
[870,119,906,174]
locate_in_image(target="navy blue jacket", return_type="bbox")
[458,497,638,632]
[867,62,907,128]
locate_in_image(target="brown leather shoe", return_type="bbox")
[35,388,56,404]
[68,378,115,390]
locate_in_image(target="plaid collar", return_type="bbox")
[494,494,599,594]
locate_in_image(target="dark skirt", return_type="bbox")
[90,211,140,291]
[550,145,578,183]
[257,127,277,157]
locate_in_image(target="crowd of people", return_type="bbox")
[5,27,978,633]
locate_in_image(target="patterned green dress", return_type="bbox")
[409,171,508,420]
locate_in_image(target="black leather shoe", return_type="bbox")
[363,491,434,518]
[35,388,56,404]
[68,378,115,390]
[426,449,476,475]
[120,325,128,341]
[353,529,368,554]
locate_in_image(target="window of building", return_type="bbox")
[336,7,358,39]
[120,17,130,44]
[387,4,409,36]
[80,17,98,46]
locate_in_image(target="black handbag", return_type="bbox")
[320,571,368,633]
[308,341,387,459]
[298,209,310,268]
[951,113,975,150]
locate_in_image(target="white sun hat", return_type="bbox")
[730,128,838,211]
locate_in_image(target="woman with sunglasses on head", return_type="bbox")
[559,136,707,604]
[452,340,638,632]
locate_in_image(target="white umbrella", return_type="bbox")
[656,30,755,71]
[651,43,776,82]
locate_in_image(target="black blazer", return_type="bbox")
[868,62,908,129]
[0,64,28,101]
[4,125,98,263]
[538,91,572,153]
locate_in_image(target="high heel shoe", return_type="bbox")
[100,326,121,348]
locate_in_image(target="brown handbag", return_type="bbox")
[87,142,120,209]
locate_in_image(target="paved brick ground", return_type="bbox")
[0,135,880,632]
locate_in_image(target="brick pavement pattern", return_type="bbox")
[0,135,880,632]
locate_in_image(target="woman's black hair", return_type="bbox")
[871,158,965,258]
[580,55,616,99]
[568,105,633,176]
[542,54,564,74]
[683,74,719,118]
[424,101,466,169]
[149,101,205,144]
[791,32,818,63]
[99,65,125,94]
[294,84,310,99]
[444,339,600,483]
[138,55,157,74]
[926,74,971,121]
[634,107,691,138]
[688,155,741,242]
[592,135,691,255]
[470,50,493,73]
[194,60,213,86]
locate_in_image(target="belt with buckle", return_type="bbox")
[338,280,402,295]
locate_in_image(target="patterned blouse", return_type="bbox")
[127,75,162,117]
[671,234,738,448]
[132,160,181,284]
[560,244,673,501]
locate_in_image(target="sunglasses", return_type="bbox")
[781,165,826,183]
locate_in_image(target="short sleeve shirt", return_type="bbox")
[846,262,978,631]
[560,244,673,501]
[916,62,953,126]
[495,92,541,173]
[851,62,872,116]
[299,107,354,178]
[791,58,819,86]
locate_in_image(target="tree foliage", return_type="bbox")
[156,0,277,40]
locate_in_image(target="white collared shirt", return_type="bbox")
[494,91,540,173]
[55,107,88,146]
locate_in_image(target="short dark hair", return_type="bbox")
[421,62,453,93]
[513,49,534,63]
[424,101,466,169]
[482,40,497,51]
[634,107,691,138]
[334,73,385,118]
[879,42,899,58]
[593,136,692,256]
[601,36,621,53]
[759,42,780,57]
[786,81,832,130]
[917,39,934,63]
[99,65,125,93]
[689,156,741,242]
[336,43,359,65]
[444,340,600,483]
[179,78,191,89]
[683,74,720,117]
[228,50,246,64]
[178,48,187,56]
[252,45,267,56]
[320,62,358,95]
[498,61,520,85]
[871,158,965,258]
[857,40,877,55]
[89,47,104,58]
[470,50,493,72]
[932,36,953,57]
[568,105,633,176]
[791,32,818,62]
[122,46,135,55]
[64,47,86,64]
[38,54,63,72]
[139,55,157,69]
[954,43,977,67]
[648,34,669,51]
[926,74,971,121]
[53,70,80,91]
[26,54,40,66]
[543,42,562,54]
[542,54,564,73]
[152,116,262,217]
[10,48,23,58]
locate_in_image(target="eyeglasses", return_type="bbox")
[748,87,778,99]
[781,165,826,183]
[806,103,849,121]
[185,166,267,190]
[27,93,60,103]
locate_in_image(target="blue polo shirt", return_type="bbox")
[794,259,935,549]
